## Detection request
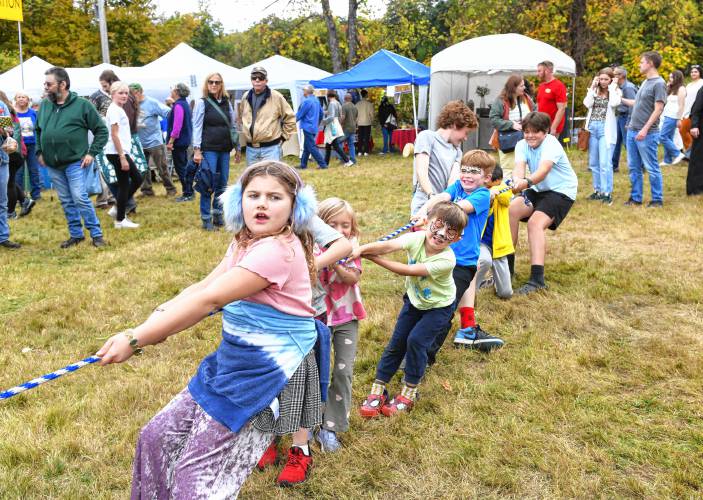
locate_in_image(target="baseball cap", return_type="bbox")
[128,83,143,91]
[250,66,267,78]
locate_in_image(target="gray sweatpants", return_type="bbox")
[141,144,177,195]
[476,243,513,299]
[322,320,359,433]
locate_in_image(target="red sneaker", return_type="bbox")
[380,394,414,417]
[256,440,278,471]
[359,390,389,418]
[276,447,313,487]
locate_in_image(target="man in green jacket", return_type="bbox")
[36,67,109,248]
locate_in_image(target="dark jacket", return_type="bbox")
[202,95,233,152]
[167,98,192,148]
[36,91,109,169]
[378,99,397,130]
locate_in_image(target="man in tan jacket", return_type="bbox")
[355,89,374,155]
[239,66,296,165]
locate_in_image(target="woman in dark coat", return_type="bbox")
[378,97,398,154]
[687,86,703,195]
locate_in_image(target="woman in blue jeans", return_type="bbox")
[583,68,621,205]
[659,70,686,166]
[192,72,237,231]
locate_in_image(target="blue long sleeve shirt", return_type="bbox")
[296,95,323,134]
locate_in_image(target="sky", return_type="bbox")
[153,0,387,33]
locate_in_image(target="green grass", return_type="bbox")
[1,151,702,498]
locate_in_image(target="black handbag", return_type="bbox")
[497,98,524,153]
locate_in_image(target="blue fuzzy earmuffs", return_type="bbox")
[220,166,317,233]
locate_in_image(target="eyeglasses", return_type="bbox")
[460,166,482,175]
[43,81,57,88]
[429,218,459,242]
[207,80,222,85]
[251,76,266,82]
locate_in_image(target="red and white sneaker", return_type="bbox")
[359,390,389,418]
[380,394,414,417]
[276,446,313,487]
[256,441,279,470]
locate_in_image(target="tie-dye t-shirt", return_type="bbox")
[396,231,456,310]
[318,238,367,326]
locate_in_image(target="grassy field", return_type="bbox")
[1,150,702,499]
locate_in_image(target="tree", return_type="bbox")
[346,0,359,67]
[321,0,343,72]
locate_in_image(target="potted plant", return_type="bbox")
[475,85,490,117]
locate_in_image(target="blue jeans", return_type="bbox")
[246,144,281,166]
[588,121,613,194]
[47,160,103,239]
[611,114,629,171]
[375,295,454,385]
[627,129,663,203]
[381,127,392,153]
[344,133,356,163]
[300,130,327,168]
[172,146,194,197]
[199,151,230,221]
[0,152,9,243]
[659,116,681,164]
[15,143,43,199]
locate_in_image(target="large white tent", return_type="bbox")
[429,33,577,149]
[0,56,52,101]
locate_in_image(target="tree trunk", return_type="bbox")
[567,0,590,75]
[346,0,359,68]
[321,0,343,73]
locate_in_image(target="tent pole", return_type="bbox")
[17,22,24,88]
[570,76,576,145]
[411,82,418,133]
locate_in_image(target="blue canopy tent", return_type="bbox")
[310,49,430,131]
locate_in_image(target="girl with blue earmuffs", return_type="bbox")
[96,161,343,496]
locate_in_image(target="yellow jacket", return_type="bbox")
[239,88,296,146]
[489,182,515,259]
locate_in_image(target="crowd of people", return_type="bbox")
[1,49,702,497]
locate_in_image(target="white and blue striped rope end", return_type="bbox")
[1,355,101,400]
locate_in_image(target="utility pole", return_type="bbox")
[96,0,110,64]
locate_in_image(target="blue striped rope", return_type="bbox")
[1,355,101,400]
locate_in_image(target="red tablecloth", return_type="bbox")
[391,128,417,152]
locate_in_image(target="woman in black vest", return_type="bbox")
[192,72,237,231]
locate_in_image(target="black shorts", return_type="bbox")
[521,189,574,230]
[452,264,477,305]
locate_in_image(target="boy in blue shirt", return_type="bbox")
[415,150,505,360]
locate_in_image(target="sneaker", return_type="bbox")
[295,165,307,169]
[659,161,670,167]
[92,236,107,247]
[516,281,548,295]
[256,441,279,471]
[60,237,85,249]
[19,198,36,217]
[316,429,341,453]
[453,325,505,352]
[587,191,602,201]
[363,152,368,156]
[359,390,389,418]
[378,151,385,155]
[344,161,354,167]
[7,211,18,220]
[175,195,193,202]
[600,193,613,205]
[478,276,494,290]
[380,394,414,417]
[276,447,312,487]
[0,240,21,249]
[166,190,178,197]
[114,217,139,229]
[623,198,642,206]
[213,213,224,227]
[646,200,663,208]
[671,153,685,165]
[202,219,215,231]
[139,190,155,197]
[107,206,117,219]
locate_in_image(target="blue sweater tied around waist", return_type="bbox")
[188,300,329,433]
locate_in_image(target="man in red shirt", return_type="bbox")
[536,61,568,136]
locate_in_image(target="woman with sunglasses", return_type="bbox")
[192,72,237,231]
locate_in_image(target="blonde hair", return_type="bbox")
[110,81,129,95]
[14,91,31,106]
[201,72,228,99]
[318,197,359,238]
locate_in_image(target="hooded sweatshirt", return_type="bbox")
[36,91,108,169]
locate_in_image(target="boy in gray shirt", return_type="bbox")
[623,51,666,207]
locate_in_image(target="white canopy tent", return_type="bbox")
[429,33,577,149]
[0,56,52,101]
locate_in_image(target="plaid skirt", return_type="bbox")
[251,350,321,435]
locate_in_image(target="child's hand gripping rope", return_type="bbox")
[339,221,415,265]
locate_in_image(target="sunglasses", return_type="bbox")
[460,166,482,175]
[207,80,222,85]
[429,218,459,242]
[251,75,266,82]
